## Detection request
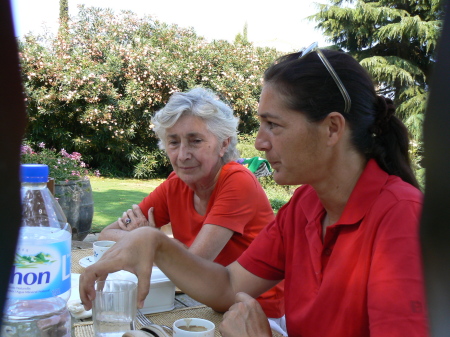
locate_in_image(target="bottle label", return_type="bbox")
[8,237,71,300]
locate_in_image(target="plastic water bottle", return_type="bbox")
[2,164,72,337]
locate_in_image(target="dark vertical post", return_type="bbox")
[59,0,69,32]
[420,1,450,336]
[0,0,27,318]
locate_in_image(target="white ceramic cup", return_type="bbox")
[93,240,116,262]
[173,318,215,337]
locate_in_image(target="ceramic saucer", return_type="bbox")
[79,255,95,268]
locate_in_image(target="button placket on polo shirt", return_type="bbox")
[321,227,339,271]
[305,218,324,285]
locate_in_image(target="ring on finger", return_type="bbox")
[125,218,131,225]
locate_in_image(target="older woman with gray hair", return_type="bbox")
[99,87,285,320]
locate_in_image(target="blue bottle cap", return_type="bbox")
[21,164,49,183]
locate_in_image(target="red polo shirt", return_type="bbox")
[139,162,284,318]
[238,159,428,337]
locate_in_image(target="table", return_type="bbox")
[71,243,202,309]
[71,242,283,337]
[72,240,93,250]
[73,305,284,337]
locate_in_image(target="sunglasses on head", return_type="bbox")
[299,42,351,114]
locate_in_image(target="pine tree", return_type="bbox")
[234,22,250,45]
[310,0,444,184]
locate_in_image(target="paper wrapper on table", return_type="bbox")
[69,274,92,319]
[141,267,176,314]
[123,325,171,337]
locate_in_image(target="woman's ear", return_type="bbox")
[325,112,346,146]
[219,137,231,157]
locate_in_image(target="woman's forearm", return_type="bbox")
[98,221,128,241]
[154,231,236,312]
[80,227,236,312]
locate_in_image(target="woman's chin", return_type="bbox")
[273,171,298,186]
[272,171,285,185]
[178,172,203,186]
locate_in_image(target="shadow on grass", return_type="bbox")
[91,189,149,233]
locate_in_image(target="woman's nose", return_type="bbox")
[178,143,191,160]
[255,130,270,152]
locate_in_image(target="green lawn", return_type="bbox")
[90,176,165,233]
[89,176,293,234]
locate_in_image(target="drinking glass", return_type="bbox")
[93,280,137,337]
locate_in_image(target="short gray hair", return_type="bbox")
[152,87,240,163]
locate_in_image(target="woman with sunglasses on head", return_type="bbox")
[80,46,428,337]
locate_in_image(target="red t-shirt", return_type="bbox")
[139,161,284,317]
[238,159,428,337]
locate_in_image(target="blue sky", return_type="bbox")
[11,0,328,52]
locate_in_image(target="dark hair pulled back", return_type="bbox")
[264,49,419,188]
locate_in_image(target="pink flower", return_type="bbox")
[21,143,100,180]
[60,149,69,157]
[69,152,82,161]
[21,145,33,154]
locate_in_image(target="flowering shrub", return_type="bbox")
[18,6,282,178]
[21,142,100,182]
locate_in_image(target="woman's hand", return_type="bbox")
[99,207,157,241]
[219,292,272,337]
[118,205,155,231]
[79,227,160,310]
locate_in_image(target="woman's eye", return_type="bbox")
[268,122,278,129]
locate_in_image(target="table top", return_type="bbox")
[73,305,284,337]
[72,240,94,250]
[71,240,283,337]
[71,243,202,310]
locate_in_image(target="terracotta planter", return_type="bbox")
[54,179,94,241]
